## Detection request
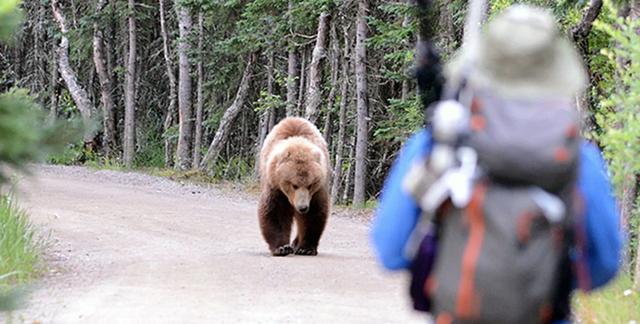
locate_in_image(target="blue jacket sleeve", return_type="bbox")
[576,142,622,290]
[371,130,433,270]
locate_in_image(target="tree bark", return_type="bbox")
[401,1,413,101]
[51,0,95,142]
[571,0,603,134]
[353,0,369,207]
[122,0,136,167]
[286,0,298,117]
[626,0,640,290]
[48,51,59,123]
[304,12,330,124]
[436,0,456,54]
[93,0,116,158]
[192,11,204,169]
[296,48,307,116]
[176,2,193,170]
[342,134,357,203]
[323,19,339,154]
[330,26,351,205]
[160,0,178,167]
[200,55,255,169]
[255,51,275,176]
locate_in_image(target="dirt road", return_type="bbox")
[10,165,425,323]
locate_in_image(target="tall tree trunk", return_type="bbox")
[296,48,307,116]
[160,0,178,167]
[401,2,412,100]
[123,0,137,168]
[48,52,59,123]
[51,0,95,142]
[286,0,297,117]
[626,0,640,290]
[200,55,255,169]
[353,0,369,207]
[286,48,298,117]
[342,134,357,203]
[571,0,603,134]
[436,0,456,54]
[176,2,193,170]
[323,19,339,154]
[304,12,330,124]
[192,11,204,169]
[255,51,275,176]
[331,26,351,205]
[93,0,116,158]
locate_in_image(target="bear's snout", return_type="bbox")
[293,189,311,214]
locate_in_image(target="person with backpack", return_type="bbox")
[371,5,621,324]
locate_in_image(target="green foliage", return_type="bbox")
[253,90,284,113]
[594,13,640,197]
[134,132,166,169]
[209,156,253,181]
[0,0,21,42]
[373,96,423,143]
[47,143,86,165]
[0,88,82,181]
[594,4,640,276]
[369,2,415,83]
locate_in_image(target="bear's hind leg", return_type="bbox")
[259,190,295,256]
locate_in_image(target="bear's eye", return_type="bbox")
[292,184,299,190]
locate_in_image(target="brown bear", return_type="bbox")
[258,117,330,256]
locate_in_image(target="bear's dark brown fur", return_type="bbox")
[258,117,330,256]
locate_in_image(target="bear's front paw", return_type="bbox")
[294,247,318,256]
[272,245,294,256]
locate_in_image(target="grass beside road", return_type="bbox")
[574,275,640,323]
[0,194,42,311]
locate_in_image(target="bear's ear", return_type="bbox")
[312,148,323,165]
[279,150,291,164]
[269,144,291,166]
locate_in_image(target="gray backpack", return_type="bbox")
[406,91,581,323]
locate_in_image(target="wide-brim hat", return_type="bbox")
[447,5,587,99]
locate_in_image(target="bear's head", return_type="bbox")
[267,137,327,214]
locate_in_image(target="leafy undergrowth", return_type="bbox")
[574,275,640,323]
[0,195,42,311]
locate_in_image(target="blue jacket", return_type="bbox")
[371,129,621,291]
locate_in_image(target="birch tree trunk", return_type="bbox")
[123,0,137,168]
[192,11,204,169]
[51,0,95,142]
[160,0,178,167]
[331,26,351,205]
[353,0,369,207]
[93,0,116,157]
[200,55,255,170]
[286,0,297,117]
[176,2,193,170]
[304,12,330,124]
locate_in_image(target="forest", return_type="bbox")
[1,0,640,300]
